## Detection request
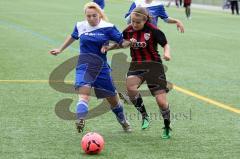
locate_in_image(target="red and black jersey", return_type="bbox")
[123,22,167,63]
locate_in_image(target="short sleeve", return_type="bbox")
[124,2,136,18]
[108,26,123,44]
[156,5,169,22]
[152,29,167,47]
[71,25,79,40]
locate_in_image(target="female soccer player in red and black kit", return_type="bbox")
[184,0,192,19]
[102,7,172,139]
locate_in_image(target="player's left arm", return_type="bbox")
[153,29,171,61]
[163,43,171,61]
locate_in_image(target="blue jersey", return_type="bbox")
[93,0,105,9]
[71,20,123,67]
[125,0,169,26]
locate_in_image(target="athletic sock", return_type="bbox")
[111,103,127,124]
[130,93,148,118]
[76,100,88,119]
[160,105,171,128]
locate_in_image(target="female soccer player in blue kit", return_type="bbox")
[125,0,184,32]
[49,2,131,133]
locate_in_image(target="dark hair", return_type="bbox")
[131,7,152,22]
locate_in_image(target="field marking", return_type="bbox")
[0,79,239,115]
[0,80,73,84]
[173,85,240,114]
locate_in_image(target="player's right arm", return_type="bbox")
[49,36,76,56]
[157,4,184,33]
[125,2,136,24]
[101,40,131,53]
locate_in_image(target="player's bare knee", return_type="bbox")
[158,101,168,109]
[127,88,138,99]
[79,95,90,103]
[127,84,138,93]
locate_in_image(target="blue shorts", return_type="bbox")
[75,63,116,99]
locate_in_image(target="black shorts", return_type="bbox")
[127,61,170,96]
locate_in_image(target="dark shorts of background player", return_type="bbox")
[184,3,191,7]
[127,61,169,96]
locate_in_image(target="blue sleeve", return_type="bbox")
[108,26,123,44]
[71,25,79,40]
[124,2,136,18]
[157,5,169,22]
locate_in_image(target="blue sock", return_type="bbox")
[76,100,88,119]
[111,103,126,123]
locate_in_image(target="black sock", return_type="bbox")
[160,105,170,128]
[130,94,148,118]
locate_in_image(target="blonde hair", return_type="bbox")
[84,2,108,21]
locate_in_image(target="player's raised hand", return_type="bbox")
[49,49,61,56]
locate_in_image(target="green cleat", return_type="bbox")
[141,116,150,130]
[161,127,171,139]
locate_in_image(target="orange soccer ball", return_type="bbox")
[81,132,104,154]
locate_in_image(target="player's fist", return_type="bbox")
[163,52,171,61]
[49,49,61,56]
[101,45,109,54]
[130,38,137,46]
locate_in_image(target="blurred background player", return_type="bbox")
[102,7,172,139]
[229,0,239,15]
[176,0,183,7]
[49,2,131,133]
[125,0,184,33]
[93,0,105,10]
[167,0,182,8]
[184,0,192,19]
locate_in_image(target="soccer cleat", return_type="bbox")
[120,120,132,132]
[161,126,172,139]
[141,116,150,130]
[75,119,85,133]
